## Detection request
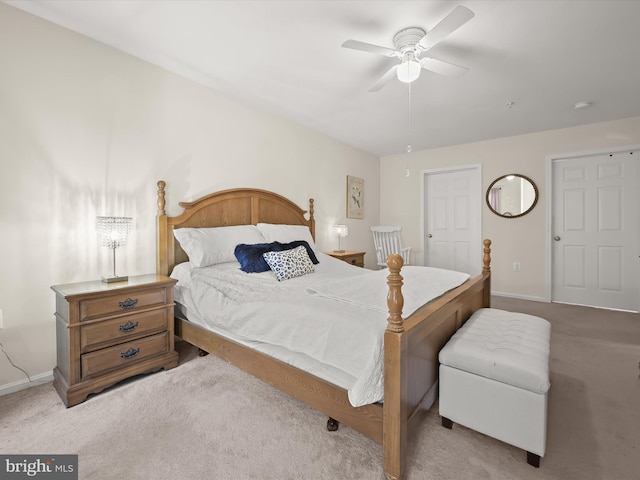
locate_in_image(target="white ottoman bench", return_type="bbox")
[439,308,551,467]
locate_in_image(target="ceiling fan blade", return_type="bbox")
[420,57,468,77]
[419,5,474,51]
[369,65,399,92]
[342,39,398,57]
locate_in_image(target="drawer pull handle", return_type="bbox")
[118,298,138,309]
[119,320,139,333]
[120,347,140,360]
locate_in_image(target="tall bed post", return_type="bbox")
[308,198,315,239]
[483,238,492,307]
[156,180,169,276]
[383,254,407,480]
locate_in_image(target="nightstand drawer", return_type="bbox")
[80,309,169,352]
[342,254,364,267]
[80,287,169,321]
[81,331,169,379]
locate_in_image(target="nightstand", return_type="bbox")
[325,250,366,268]
[51,274,178,407]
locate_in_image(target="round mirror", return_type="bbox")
[486,174,538,218]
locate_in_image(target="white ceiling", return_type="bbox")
[7,0,640,157]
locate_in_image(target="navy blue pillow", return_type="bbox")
[234,242,277,273]
[234,240,319,273]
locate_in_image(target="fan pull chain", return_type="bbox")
[406,83,412,177]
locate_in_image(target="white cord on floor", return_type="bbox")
[0,339,32,382]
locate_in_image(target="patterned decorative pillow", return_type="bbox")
[262,245,315,281]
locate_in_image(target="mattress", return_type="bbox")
[172,252,469,407]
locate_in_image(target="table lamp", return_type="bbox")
[97,216,133,283]
[332,224,348,252]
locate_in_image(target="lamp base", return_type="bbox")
[101,275,129,283]
[333,249,346,253]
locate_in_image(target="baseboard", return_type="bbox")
[0,371,53,397]
[491,292,548,303]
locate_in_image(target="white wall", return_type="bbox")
[381,116,640,300]
[0,4,380,390]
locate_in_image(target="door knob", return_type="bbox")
[427,234,433,238]
[554,236,561,241]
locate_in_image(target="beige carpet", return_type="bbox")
[1,297,639,479]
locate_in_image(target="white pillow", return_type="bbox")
[263,245,315,281]
[173,225,265,267]
[170,261,194,287]
[256,223,318,252]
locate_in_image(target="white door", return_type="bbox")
[552,150,639,311]
[424,166,481,276]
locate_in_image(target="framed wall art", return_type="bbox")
[346,175,364,219]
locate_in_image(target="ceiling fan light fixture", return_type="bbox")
[397,57,421,83]
[342,6,474,92]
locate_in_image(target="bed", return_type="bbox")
[155,180,492,480]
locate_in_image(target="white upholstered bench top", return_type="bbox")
[439,308,551,394]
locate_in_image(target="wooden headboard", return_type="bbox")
[156,180,315,275]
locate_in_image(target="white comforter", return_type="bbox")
[172,253,469,407]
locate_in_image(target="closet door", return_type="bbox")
[424,166,481,276]
[552,150,639,311]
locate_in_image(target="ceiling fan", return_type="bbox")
[342,5,474,92]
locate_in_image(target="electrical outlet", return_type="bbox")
[513,262,521,272]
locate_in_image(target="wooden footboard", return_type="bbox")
[383,241,491,480]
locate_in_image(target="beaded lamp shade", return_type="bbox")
[97,216,133,283]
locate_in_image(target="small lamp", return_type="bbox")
[332,224,348,252]
[97,216,133,283]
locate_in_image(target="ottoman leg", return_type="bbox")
[527,451,541,468]
[441,417,454,429]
